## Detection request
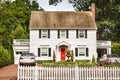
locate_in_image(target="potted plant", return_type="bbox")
[71,50,74,62]
[66,50,71,62]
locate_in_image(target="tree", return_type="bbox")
[0,44,12,67]
[68,0,90,11]
[49,0,90,11]
[112,42,120,55]
[0,0,43,66]
[95,0,120,41]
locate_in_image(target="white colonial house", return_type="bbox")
[13,4,111,64]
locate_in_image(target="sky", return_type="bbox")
[38,0,75,11]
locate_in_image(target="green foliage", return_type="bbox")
[37,60,120,67]
[75,60,90,63]
[104,63,120,67]
[66,50,71,61]
[36,60,95,67]
[0,44,12,67]
[0,0,43,67]
[92,55,95,64]
[95,0,120,41]
[71,50,74,61]
[53,51,56,62]
[68,0,90,11]
[49,0,90,11]
[49,0,62,6]
[66,50,74,62]
[36,60,53,64]
[111,42,120,55]
[13,25,29,39]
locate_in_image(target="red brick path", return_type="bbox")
[0,64,17,80]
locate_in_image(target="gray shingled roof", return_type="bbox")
[29,11,97,29]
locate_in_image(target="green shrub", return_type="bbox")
[104,63,120,67]
[112,42,120,55]
[78,63,95,67]
[0,44,12,67]
[40,60,96,67]
[36,60,53,64]
[92,55,95,64]
[75,60,90,63]
[42,62,76,67]
[71,50,74,62]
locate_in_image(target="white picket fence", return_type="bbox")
[18,66,120,80]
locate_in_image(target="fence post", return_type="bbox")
[75,65,79,80]
[35,65,38,80]
[17,65,20,80]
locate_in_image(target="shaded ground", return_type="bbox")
[0,64,17,80]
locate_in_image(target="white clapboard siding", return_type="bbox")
[18,66,120,80]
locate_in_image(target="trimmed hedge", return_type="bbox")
[36,60,96,67]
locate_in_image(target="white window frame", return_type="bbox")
[60,30,66,38]
[78,30,85,38]
[41,30,48,38]
[78,46,86,56]
[41,47,48,57]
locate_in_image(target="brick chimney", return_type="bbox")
[91,3,95,20]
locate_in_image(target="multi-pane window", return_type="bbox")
[75,46,89,57]
[41,48,48,56]
[38,47,51,57]
[78,47,86,56]
[76,30,87,38]
[58,30,68,38]
[41,30,48,38]
[60,30,66,38]
[39,30,50,38]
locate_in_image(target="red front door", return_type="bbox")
[61,48,66,61]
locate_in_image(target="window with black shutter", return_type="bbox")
[58,30,60,38]
[39,30,41,38]
[48,30,50,38]
[38,48,40,57]
[48,48,51,57]
[75,48,78,57]
[86,48,89,57]
[76,30,78,38]
[66,30,69,38]
[85,30,87,38]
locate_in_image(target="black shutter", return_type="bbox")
[85,30,87,38]
[86,48,89,57]
[39,30,41,38]
[48,48,51,57]
[75,48,78,57]
[48,30,50,38]
[66,30,69,38]
[76,30,78,38]
[38,48,40,57]
[58,30,60,38]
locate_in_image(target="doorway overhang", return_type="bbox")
[56,41,71,47]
